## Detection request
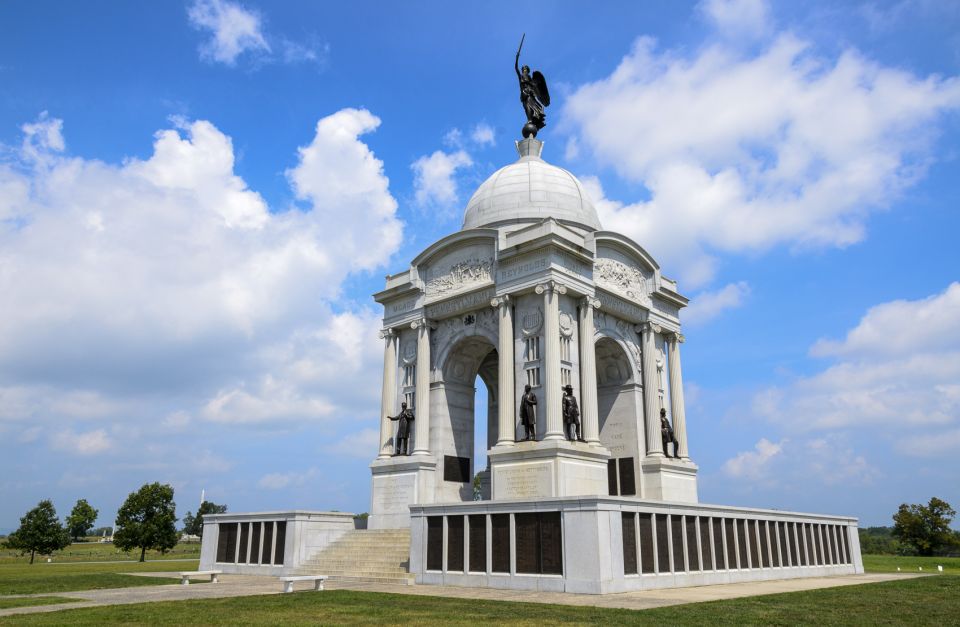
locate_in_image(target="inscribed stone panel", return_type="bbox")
[444,455,471,483]
[447,516,465,572]
[622,513,638,575]
[639,514,655,574]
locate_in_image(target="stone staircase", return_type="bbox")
[295,529,415,585]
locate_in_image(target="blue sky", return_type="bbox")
[1,0,958,532]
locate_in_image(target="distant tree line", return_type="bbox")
[859,497,960,556]
[2,485,227,563]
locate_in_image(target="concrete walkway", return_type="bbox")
[0,572,923,618]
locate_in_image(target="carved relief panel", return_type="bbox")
[421,242,495,301]
[595,245,653,307]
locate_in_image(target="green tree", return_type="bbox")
[3,500,71,564]
[181,500,227,538]
[66,498,99,541]
[113,483,178,562]
[892,497,957,556]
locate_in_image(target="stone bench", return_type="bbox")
[279,575,328,593]
[179,570,222,585]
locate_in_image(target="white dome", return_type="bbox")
[462,139,602,231]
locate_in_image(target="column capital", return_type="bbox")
[635,321,662,335]
[378,327,396,340]
[579,296,601,309]
[535,280,568,296]
[490,294,511,308]
[410,318,437,331]
[665,330,684,343]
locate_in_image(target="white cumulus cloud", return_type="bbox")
[565,29,960,287]
[752,284,960,455]
[683,281,750,326]
[411,149,473,208]
[51,429,113,456]
[722,437,783,479]
[699,0,773,40]
[188,0,270,65]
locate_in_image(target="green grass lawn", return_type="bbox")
[862,553,960,574]
[0,576,957,625]
[0,542,200,565]
[0,560,193,595]
[0,597,75,611]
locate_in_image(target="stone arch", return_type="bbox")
[433,331,498,502]
[594,336,644,496]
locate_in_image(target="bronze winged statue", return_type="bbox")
[515,34,550,138]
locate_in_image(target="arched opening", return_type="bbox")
[437,336,498,502]
[596,336,642,496]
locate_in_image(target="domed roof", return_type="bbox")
[462,138,602,231]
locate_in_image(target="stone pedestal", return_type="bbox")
[369,456,437,529]
[489,440,611,500]
[640,457,699,503]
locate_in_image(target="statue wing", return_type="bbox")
[532,71,550,107]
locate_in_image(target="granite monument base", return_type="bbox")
[488,439,610,500]
[368,455,438,529]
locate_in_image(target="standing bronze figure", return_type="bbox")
[660,408,680,459]
[388,402,415,456]
[562,384,582,442]
[515,34,550,138]
[519,384,538,441]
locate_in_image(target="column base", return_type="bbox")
[489,439,611,500]
[640,456,698,503]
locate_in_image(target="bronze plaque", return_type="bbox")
[748,520,759,568]
[261,522,273,564]
[778,522,790,567]
[671,515,685,571]
[685,516,699,571]
[274,521,286,565]
[737,520,748,568]
[724,519,737,569]
[699,517,712,570]
[250,522,261,565]
[712,518,725,570]
[447,515,464,572]
[618,457,636,496]
[771,522,782,567]
[426,516,443,571]
[491,514,510,573]
[444,456,471,483]
[468,515,486,572]
[622,513,637,575]
[238,522,249,564]
[639,514,654,574]
[655,514,670,573]
[215,522,235,563]
[540,512,563,575]
[607,459,618,496]
[515,513,539,574]
[840,526,850,564]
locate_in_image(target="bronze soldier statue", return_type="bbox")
[388,402,415,456]
[562,384,582,442]
[515,34,550,138]
[519,384,538,441]
[660,408,680,459]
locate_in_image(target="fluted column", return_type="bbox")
[492,296,515,446]
[536,281,566,440]
[377,328,397,458]
[667,332,689,459]
[411,318,434,456]
[638,321,663,457]
[579,297,601,445]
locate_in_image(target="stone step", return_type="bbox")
[294,571,416,585]
[297,528,413,585]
